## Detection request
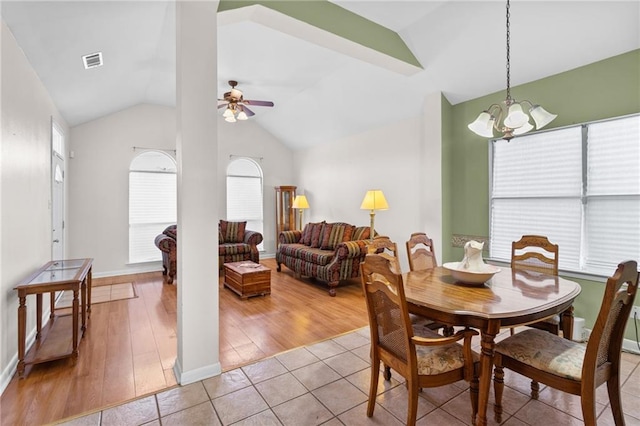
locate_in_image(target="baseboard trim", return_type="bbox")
[93,262,163,279]
[0,324,40,396]
[173,360,221,385]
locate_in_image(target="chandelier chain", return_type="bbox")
[505,0,511,102]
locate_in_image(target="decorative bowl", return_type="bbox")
[442,262,501,285]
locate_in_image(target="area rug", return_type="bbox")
[56,282,137,308]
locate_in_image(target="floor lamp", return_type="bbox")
[292,195,310,230]
[360,190,388,242]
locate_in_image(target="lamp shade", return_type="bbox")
[222,107,234,118]
[529,105,557,129]
[360,190,389,211]
[237,110,248,121]
[513,120,534,136]
[468,111,495,138]
[292,195,310,209]
[503,103,529,129]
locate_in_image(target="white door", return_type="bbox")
[52,123,64,261]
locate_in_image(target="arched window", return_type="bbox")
[129,151,177,263]
[226,158,264,250]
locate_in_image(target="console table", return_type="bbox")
[14,258,93,377]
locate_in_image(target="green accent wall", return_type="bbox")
[445,49,640,341]
[218,0,422,69]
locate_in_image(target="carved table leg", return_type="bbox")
[561,305,575,340]
[17,294,26,378]
[36,293,42,340]
[72,288,79,361]
[476,320,500,426]
[81,277,87,334]
[50,291,55,319]
[87,266,92,318]
[493,364,504,423]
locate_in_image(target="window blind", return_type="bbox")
[489,114,640,276]
[129,152,177,263]
[584,116,640,275]
[226,158,264,250]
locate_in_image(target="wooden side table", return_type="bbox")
[224,261,271,299]
[14,258,93,377]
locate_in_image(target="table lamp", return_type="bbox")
[292,195,310,230]
[360,190,388,241]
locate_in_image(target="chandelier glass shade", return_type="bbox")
[223,104,248,123]
[468,0,557,140]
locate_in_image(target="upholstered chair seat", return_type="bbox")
[495,328,585,381]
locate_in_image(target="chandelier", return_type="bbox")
[468,0,557,140]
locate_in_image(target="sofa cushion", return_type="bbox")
[352,226,371,241]
[301,222,322,246]
[310,222,325,248]
[278,243,335,266]
[320,223,355,250]
[219,242,252,256]
[218,227,224,243]
[220,220,246,243]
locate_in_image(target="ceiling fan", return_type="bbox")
[218,80,274,122]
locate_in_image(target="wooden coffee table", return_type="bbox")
[224,261,271,299]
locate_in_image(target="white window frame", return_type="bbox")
[226,158,264,251]
[129,150,177,264]
[489,114,640,279]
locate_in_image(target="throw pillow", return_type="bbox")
[220,220,246,243]
[301,222,318,246]
[320,223,355,250]
[310,221,325,248]
[353,226,371,241]
[218,226,224,243]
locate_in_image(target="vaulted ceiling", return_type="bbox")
[2,1,639,150]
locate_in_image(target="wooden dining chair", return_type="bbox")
[510,235,563,336]
[360,254,480,426]
[405,232,455,336]
[367,235,449,380]
[493,260,639,425]
[367,236,401,273]
[406,232,438,272]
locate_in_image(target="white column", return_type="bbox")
[420,92,443,264]
[174,0,220,384]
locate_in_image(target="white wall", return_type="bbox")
[68,104,177,276]
[1,20,70,392]
[68,104,293,276]
[293,99,443,272]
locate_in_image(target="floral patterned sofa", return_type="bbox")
[276,221,372,296]
[154,220,263,284]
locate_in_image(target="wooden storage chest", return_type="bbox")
[224,261,271,299]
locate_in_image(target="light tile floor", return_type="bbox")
[56,327,640,426]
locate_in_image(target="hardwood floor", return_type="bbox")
[0,258,368,425]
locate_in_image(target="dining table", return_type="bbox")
[403,265,582,426]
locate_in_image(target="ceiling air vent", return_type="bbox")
[82,52,103,69]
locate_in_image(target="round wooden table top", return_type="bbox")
[403,266,581,324]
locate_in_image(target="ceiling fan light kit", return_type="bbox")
[218,80,274,123]
[468,0,557,141]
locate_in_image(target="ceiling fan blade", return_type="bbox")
[243,100,274,107]
[218,103,228,109]
[241,105,255,116]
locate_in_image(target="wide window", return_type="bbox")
[489,114,640,276]
[226,158,263,250]
[129,151,177,263]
